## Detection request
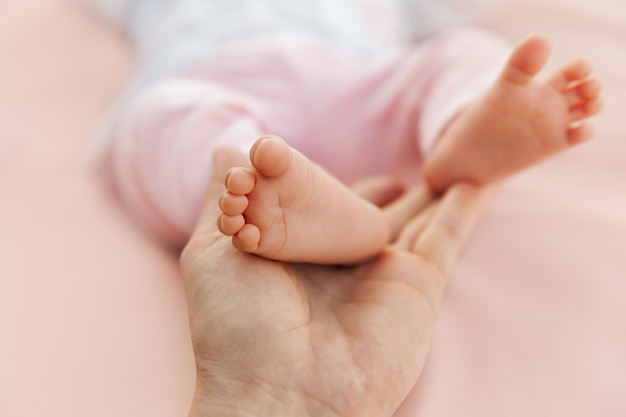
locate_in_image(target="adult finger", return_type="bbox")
[412,183,492,276]
[188,147,249,241]
[382,185,435,240]
[350,176,407,207]
[392,198,439,251]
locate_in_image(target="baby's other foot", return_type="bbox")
[218,135,390,264]
[424,34,603,193]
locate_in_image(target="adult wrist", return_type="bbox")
[188,389,316,417]
[188,366,332,417]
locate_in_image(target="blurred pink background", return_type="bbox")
[1,0,625,416]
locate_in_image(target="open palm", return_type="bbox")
[181,148,488,417]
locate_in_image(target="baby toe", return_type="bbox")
[549,58,593,90]
[581,97,604,116]
[218,214,246,236]
[576,78,603,100]
[226,167,256,195]
[232,224,261,252]
[570,97,604,121]
[567,121,595,145]
[565,78,603,107]
[250,135,292,178]
[220,192,249,216]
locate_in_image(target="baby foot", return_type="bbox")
[423,34,603,193]
[218,135,390,264]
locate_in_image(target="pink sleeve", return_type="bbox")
[106,79,265,247]
[415,28,511,152]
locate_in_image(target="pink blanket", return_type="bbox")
[1,0,624,415]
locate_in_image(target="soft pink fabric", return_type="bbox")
[1,1,625,417]
[107,30,509,246]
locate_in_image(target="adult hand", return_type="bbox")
[181,148,489,417]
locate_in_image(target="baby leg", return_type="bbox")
[218,135,390,264]
[107,78,267,246]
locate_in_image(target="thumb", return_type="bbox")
[180,147,248,310]
[192,147,249,237]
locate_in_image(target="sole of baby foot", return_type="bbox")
[423,34,603,193]
[218,135,390,264]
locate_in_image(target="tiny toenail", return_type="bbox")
[251,135,274,157]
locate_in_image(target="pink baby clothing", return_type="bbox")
[101,2,511,247]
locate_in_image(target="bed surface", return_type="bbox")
[1,0,624,415]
